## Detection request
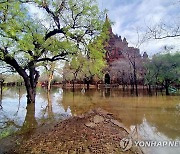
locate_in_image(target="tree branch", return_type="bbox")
[45,29,65,40]
[36,52,70,62]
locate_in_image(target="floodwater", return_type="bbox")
[0,86,180,154]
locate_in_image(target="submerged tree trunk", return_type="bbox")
[47,63,55,92]
[133,68,138,96]
[21,103,38,136]
[148,84,152,95]
[155,84,157,96]
[87,81,90,90]
[84,77,90,90]
[72,80,75,92]
[122,72,125,91]
[24,75,38,104]
[130,78,134,93]
[165,80,170,95]
[165,86,169,95]
[23,65,40,104]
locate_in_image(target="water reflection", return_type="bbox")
[0,87,179,154]
[104,88,111,97]
[0,87,71,139]
[61,89,180,139]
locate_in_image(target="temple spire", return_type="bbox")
[105,14,112,33]
[105,13,108,21]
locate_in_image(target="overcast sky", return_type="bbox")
[97,0,180,56]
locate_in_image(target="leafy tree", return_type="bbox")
[145,52,180,95]
[62,15,109,90]
[0,0,106,103]
[63,47,107,90]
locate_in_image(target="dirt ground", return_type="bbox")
[5,108,143,154]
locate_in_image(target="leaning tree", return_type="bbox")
[0,0,107,103]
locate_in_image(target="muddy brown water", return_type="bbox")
[0,86,180,154]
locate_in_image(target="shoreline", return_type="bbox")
[1,109,143,154]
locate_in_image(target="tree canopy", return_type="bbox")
[145,52,180,95]
[0,0,108,103]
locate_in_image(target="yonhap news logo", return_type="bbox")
[120,137,133,151]
[134,140,180,147]
[120,138,180,151]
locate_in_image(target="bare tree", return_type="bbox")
[147,0,180,39]
[110,60,131,90]
[147,22,180,39]
[43,62,56,92]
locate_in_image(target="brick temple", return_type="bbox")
[104,15,148,84]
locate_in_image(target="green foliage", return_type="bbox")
[0,0,108,102]
[0,0,106,69]
[145,52,180,87]
[0,129,11,139]
[63,18,109,81]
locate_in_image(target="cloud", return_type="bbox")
[98,0,180,55]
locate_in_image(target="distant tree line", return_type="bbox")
[62,51,180,95]
[145,52,180,95]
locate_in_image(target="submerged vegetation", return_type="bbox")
[145,52,180,95]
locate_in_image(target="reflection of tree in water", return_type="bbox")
[1,87,66,140]
[104,88,111,97]
[40,91,54,121]
[46,91,53,118]
[0,115,21,130]
[110,105,180,140]
[21,103,38,132]
[143,108,180,140]
[0,87,38,139]
[0,87,25,131]
[14,87,24,116]
[61,90,106,115]
[0,103,38,140]
[61,89,180,140]
[1,87,179,142]
[38,87,58,120]
[1,86,26,116]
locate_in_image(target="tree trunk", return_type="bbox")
[148,84,152,95]
[47,80,51,92]
[96,81,98,89]
[47,63,55,92]
[4,56,39,104]
[87,81,90,90]
[21,103,38,135]
[165,86,169,95]
[24,78,36,104]
[122,76,125,91]
[84,77,90,90]
[133,69,138,96]
[47,73,54,92]
[72,80,75,92]
[23,66,39,104]
[165,80,170,95]
[155,84,157,96]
